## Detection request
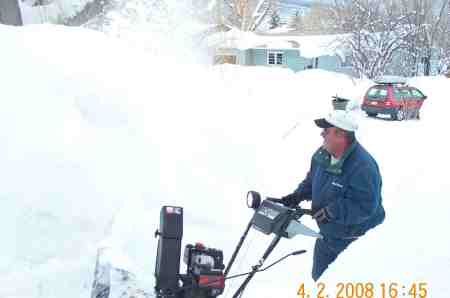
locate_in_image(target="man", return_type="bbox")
[280,110,385,281]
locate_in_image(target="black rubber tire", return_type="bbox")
[391,109,405,121]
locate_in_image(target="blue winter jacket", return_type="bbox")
[296,141,385,239]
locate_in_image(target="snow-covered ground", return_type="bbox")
[1,17,450,298]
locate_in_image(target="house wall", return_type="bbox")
[252,49,269,66]
[0,0,23,25]
[286,50,310,72]
[317,55,340,71]
[245,49,254,65]
[247,48,308,70]
[243,48,356,76]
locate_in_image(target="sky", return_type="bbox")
[1,2,450,298]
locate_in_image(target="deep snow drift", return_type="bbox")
[1,23,449,298]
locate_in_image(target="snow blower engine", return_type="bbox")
[154,191,322,298]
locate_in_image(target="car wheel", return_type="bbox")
[405,109,411,120]
[392,109,405,121]
[367,113,378,117]
[416,110,421,120]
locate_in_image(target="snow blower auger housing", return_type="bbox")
[154,191,322,298]
[154,206,225,298]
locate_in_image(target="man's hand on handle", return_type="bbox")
[313,207,331,224]
[280,192,304,207]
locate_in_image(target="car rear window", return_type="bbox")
[394,88,411,99]
[367,86,388,100]
[410,88,425,98]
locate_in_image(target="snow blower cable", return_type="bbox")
[176,249,307,293]
[223,226,256,298]
[223,249,306,281]
[226,249,307,298]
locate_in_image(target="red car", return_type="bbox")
[361,76,427,120]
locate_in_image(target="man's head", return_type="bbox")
[314,110,358,157]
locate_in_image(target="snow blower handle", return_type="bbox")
[266,197,313,216]
[265,197,283,204]
[296,208,313,216]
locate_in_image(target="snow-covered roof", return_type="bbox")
[206,28,347,59]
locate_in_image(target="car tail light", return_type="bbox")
[198,275,225,288]
[384,100,393,106]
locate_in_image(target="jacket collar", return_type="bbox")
[313,141,358,175]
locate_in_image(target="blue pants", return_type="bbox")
[312,237,356,281]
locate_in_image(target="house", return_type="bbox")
[207,29,444,77]
[207,29,356,77]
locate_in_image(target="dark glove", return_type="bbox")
[280,192,304,207]
[313,207,331,224]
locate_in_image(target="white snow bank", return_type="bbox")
[1,23,450,298]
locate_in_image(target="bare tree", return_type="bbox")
[216,0,280,31]
[0,0,23,25]
[301,3,336,35]
[268,8,281,29]
[399,0,449,75]
[441,2,450,74]
[287,10,302,32]
[420,0,448,75]
[331,0,413,78]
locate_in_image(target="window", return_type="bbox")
[267,51,283,65]
[397,88,412,100]
[367,86,388,100]
[410,88,425,99]
[393,88,402,100]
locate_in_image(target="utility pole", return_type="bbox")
[0,0,23,26]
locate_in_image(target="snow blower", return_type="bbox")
[153,191,322,298]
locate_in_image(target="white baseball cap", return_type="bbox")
[314,110,358,132]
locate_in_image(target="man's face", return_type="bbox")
[321,127,345,156]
